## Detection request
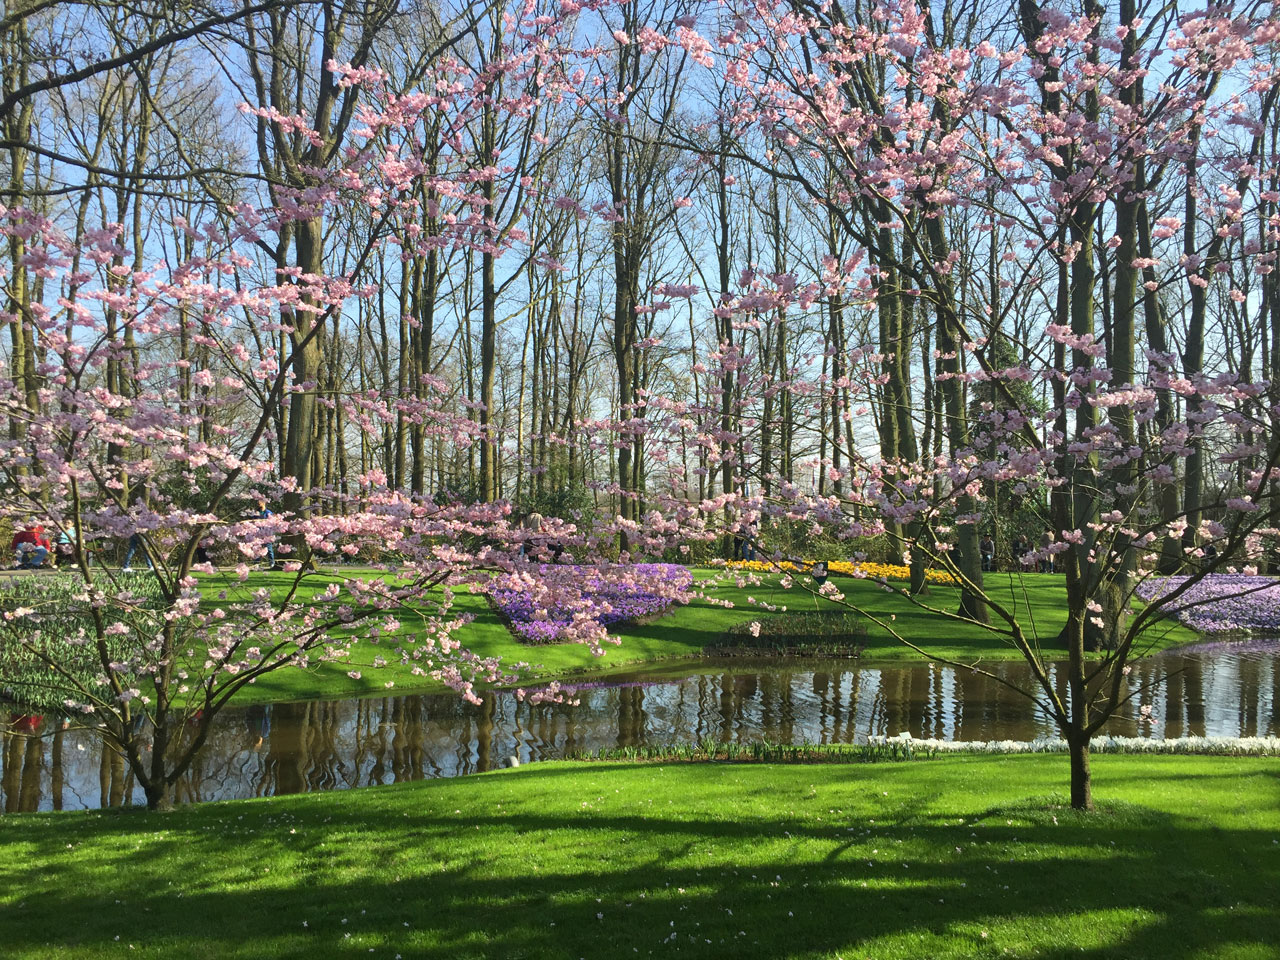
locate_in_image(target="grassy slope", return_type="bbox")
[1,754,1276,959]
[197,568,1199,704]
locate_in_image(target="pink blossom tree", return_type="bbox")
[0,8,636,809]
[647,0,1280,808]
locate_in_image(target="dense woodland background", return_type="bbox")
[1,0,1277,561]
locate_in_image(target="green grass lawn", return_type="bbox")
[206,568,1199,705]
[1,754,1275,959]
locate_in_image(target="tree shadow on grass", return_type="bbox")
[0,761,1276,959]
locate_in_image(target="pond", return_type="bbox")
[3,640,1277,812]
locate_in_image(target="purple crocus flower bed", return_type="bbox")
[490,563,693,643]
[1134,574,1280,633]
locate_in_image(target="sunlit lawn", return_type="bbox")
[1,754,1275,959]
[194,567,1199,705]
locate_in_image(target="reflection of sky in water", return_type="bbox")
[3,642,1277,812]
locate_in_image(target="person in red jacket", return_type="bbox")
[10,522,51,569]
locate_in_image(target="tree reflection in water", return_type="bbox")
[3,643,1276,812]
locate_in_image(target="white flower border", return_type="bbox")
[870,733,1280,755]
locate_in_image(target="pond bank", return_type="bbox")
[225,569,1202,705]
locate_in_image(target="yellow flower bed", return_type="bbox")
[726,558,957,585]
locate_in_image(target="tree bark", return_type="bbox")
[1067,731,1093,811]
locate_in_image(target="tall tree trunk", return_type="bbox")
[1181,127,1206,558]
[2,8,37,446]
[924,213,987,622]
[479,237,498,501]
[283,216,324,564]
[1097,0,1141,650]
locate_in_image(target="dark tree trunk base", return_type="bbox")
[1053,620,1113,652]
[145,786,175,812]
[958,592,989,624]
[1069,737,1093,811]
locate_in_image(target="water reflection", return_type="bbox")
[3,642,1276,812]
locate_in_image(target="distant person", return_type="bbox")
[257,500,276,569]
[1201,541,1219,565]
[980,534,995,572]
[54,530,73,567]
[11,522,51,569]
[1011,536,1026,568]
[523,513,565,563]
[520,513,547,561]
[733,517,757,562]
[1039,528,1055,574]
[121,533,152,572]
